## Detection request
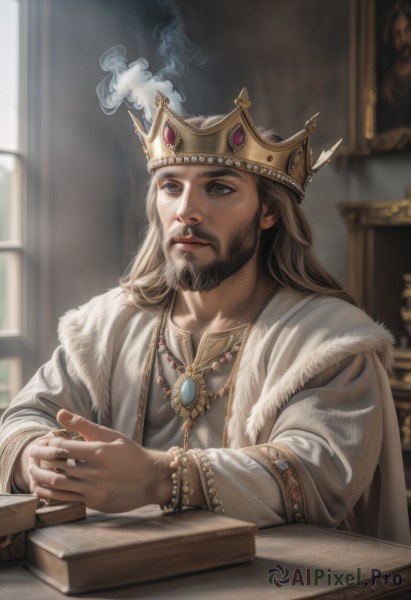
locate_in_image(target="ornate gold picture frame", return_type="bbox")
[349,0,411,154]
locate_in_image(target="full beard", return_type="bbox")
[163,207,262,292]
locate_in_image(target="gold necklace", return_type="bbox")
[156,286,277,449]
[157,323,249,449]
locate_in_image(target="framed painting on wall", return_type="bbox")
[349,0,411,154]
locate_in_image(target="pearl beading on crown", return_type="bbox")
[148,154,305,196]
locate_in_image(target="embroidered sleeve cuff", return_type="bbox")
[0,426,53,492]
[242,443,308,524]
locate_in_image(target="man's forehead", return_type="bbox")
[153,165,249,181]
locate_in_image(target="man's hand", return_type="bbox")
[27,409,173,513]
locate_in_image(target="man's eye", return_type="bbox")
[159,181,180,193]
[208,182,234,194]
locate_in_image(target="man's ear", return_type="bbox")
[259,202,279,230]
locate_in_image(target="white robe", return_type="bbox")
[0,286,409,544]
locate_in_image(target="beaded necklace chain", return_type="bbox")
[156,324,248,450]
[155,286,278,450]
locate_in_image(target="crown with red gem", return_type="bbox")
[128,87,341,200]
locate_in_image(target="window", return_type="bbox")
[0,0,24,410]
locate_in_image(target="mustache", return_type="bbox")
[163,226,219,248]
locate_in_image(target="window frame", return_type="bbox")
[0,1,28,411]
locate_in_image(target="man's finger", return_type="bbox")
[39,438,105,462]
[56,409,118,443]
[29,460,73,489]
[31,484,85,504]
[29,444,69,461]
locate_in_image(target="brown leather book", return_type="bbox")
[25,505,256,594]
[35,501,86,528]
[0,494,38,537]
[0,495,38,564]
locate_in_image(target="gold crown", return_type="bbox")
[129,87,341,200]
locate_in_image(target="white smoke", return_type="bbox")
[96,46,184,123]
[96,0,206,127]
[154,0,206,79]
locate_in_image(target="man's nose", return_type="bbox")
[175,187,204,225]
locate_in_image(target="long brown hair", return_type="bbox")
[256,176,355,304]
[120,116,356,309]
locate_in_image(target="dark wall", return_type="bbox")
[25,0,411,371]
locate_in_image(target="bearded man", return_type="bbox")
[0,89,409,544]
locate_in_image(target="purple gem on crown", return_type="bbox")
[229,124,246,151]
[163,124,176,147]
[233,127,244,146]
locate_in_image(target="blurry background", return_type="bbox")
[1,0,411,405]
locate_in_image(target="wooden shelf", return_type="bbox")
[339,200,411,510]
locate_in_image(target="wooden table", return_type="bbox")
[1,525,410,599]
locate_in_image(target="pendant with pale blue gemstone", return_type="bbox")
[171,370,209,420]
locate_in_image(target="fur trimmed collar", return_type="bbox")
[227,291,393,447]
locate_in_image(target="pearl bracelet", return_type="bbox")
[190,449,224,514]
[161,446,193,512]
